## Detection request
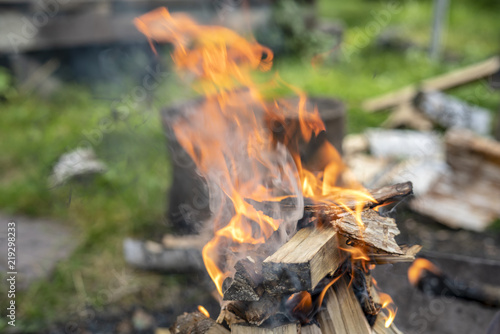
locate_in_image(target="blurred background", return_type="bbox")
[1,0,500,333]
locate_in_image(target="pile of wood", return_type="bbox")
[162,182,420,334]
[362,56,500,134]
[411,128,500,231]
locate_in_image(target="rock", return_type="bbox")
[49,148,106,187]
[0,213,78,289]
[132,309,155,331]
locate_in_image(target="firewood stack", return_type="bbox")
[169,182,420,334]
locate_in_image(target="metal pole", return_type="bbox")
[430,0,450,61]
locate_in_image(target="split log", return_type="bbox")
[171,312,229,334]
[123,238,204,273]
[317,275,371,334]
[262,225,342,295]
[413,90,491,135]
[231,322,298,334]
[362,56,500,112]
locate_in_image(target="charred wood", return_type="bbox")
[171,312,229,334]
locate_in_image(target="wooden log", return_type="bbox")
[262,224,342,295]
[171,312,230,334]
[413,91,491,135]
[123,238,204,273]
[362,56,500,112]
[231,323,298,334]
[317,275,371,334]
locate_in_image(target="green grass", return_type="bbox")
[1,0,500,331]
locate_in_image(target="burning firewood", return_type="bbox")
[133,6,420,334]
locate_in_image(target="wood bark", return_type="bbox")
[333,210,403,255]
[223,258,265,302]
[220,294,281,326]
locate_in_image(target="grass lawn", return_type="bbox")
[1,0,499,330]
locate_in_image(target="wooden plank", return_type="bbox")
[262,225,342,295]
[362,56,500,112]
[317,276,371,334]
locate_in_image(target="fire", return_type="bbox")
[287,291,313,315]
[408,258,441,286]
[134,7,377,300]
[317,276,342,307]
[378,292,397,328]
[198,305,210,318]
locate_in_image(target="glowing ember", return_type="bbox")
[197,305,210,318]
[408,258,441,286]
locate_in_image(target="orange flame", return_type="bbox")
[288,291,313,315]
[378,292,397,328]
[408,258,441,286]
[198,305,210,318]
[317,276,342,307]
[134,7,375,297]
